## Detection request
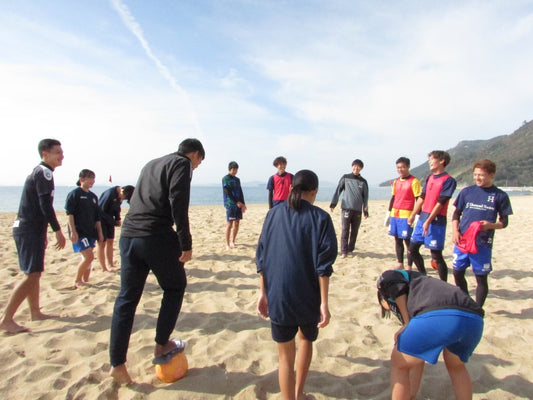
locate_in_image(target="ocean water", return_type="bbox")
[0,185,393,213]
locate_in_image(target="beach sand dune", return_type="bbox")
[1,197,532,399]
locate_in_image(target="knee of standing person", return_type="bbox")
[85,250,95,263]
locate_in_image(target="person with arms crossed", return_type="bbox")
[452,159,513,307]
[109,138,205,384]
[0,139,66,334]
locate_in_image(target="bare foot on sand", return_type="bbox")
[110,364,133,385]
[0,319,30,334]
[74,281,87,289]
[31,311,59,321]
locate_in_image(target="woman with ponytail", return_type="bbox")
[257,169,337,400]
[65,169,104,288]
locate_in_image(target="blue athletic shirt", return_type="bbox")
[454,185,513,247]
[256,201,337,326]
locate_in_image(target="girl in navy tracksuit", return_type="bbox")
[257,169,337,399]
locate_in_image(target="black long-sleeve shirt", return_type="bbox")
[121,152,193,251]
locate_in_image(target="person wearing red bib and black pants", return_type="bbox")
[387,157,422,270]
[408,151,456,281]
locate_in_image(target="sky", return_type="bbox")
[1,0,532,187]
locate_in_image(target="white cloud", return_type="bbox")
[1,1,532,187]
[1,61,201,186]
[109,0,203,138]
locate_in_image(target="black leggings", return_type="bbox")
[394,237,412,267]
[408,242,448,281]
[453,269,489,306]
[431,250,448,282]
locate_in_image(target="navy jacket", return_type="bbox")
[14,162,61,234]
[98,186,121,226]
[256,201,337,326]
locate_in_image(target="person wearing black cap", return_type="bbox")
[377,269,484,400]
[109,138,205,384]
[257,169,337,400]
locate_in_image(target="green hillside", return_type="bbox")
[380,120,533,187]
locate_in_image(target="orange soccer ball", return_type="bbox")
[155,352,188,383]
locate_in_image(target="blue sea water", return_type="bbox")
[0,185,394,213]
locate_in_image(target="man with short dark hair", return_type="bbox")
[222,161,246,250]
[387,157,422,270]
[1,139,66,334]
[408,151,456,281]
[330,159,369,258]
[267,156,293,209]
[109,138,205,384]
[452,159,513,306]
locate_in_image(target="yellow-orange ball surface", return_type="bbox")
[155,352,188,383]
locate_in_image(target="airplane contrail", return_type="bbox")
[110,0,203,137]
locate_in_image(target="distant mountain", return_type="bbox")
[380,120,533,187]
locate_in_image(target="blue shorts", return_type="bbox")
[72,237,96,253]
[226,205,243,221]
[13,231,46,274]
[397,309,483,364]
[271,322,319,343]
[388,217,413,239]
[411,221,446,250]
[453,245,493,275]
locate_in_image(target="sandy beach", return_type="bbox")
[1,197,532,400]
